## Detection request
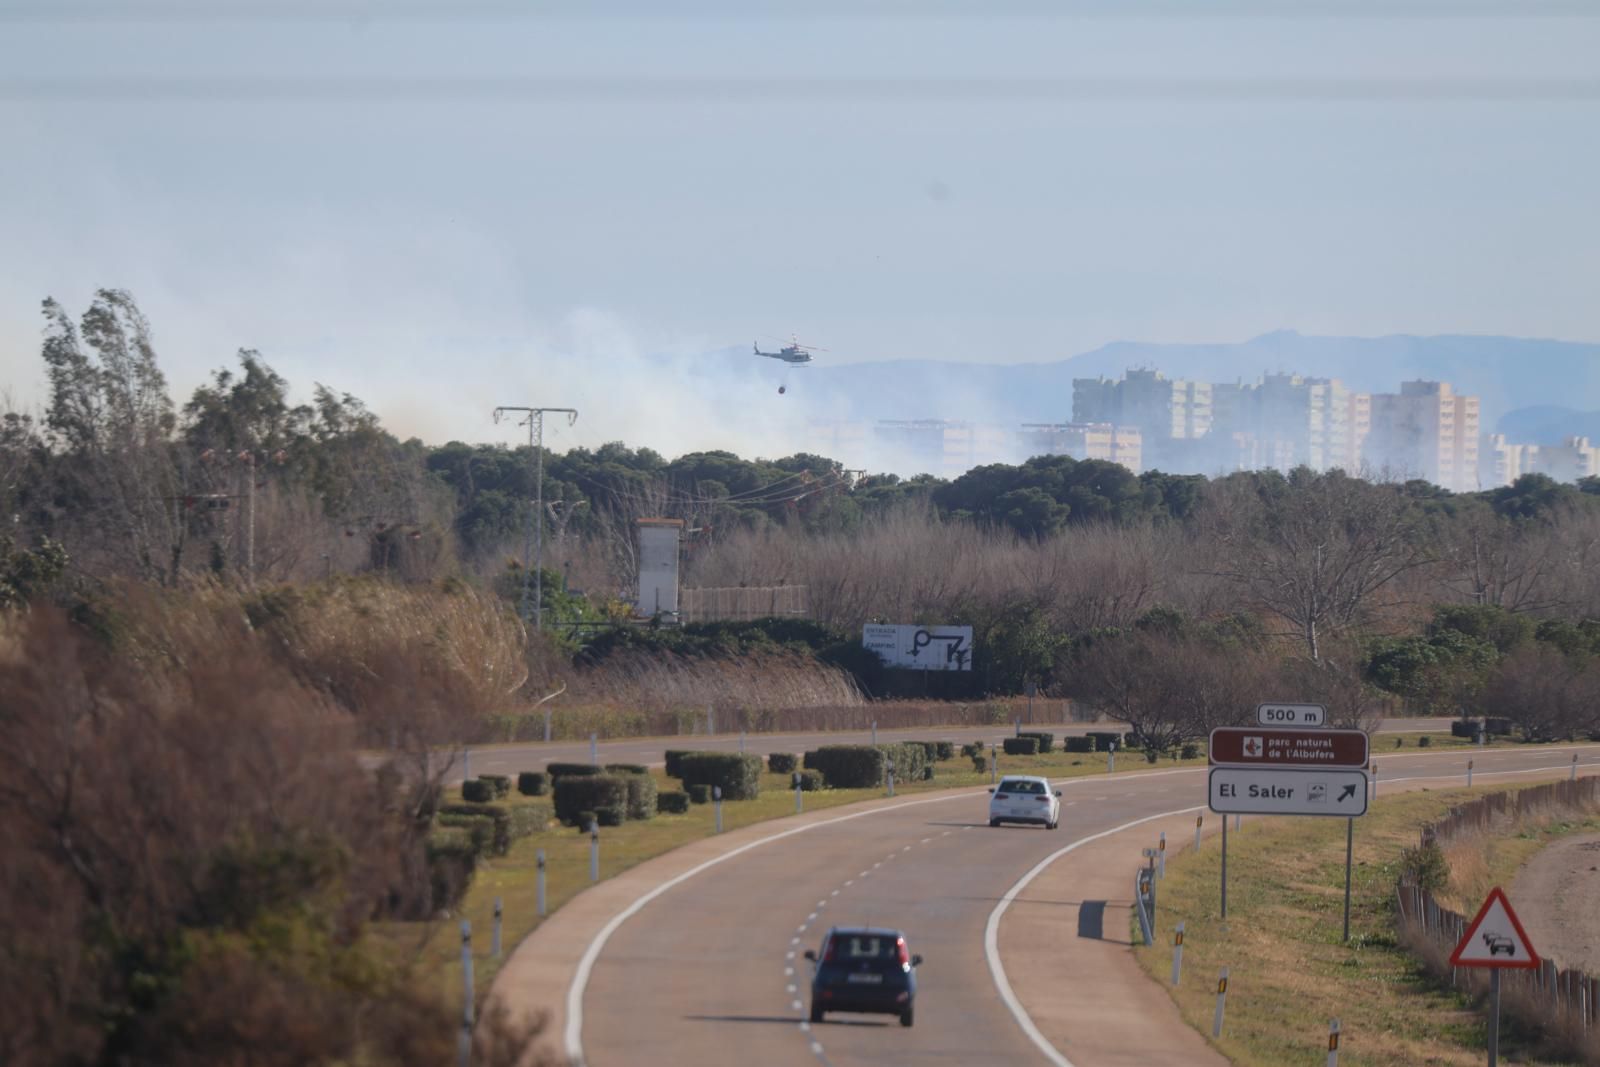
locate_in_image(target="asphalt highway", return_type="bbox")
[561,741,1590,1067]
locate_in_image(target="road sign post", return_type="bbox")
[1342,817,1354,942]
[1450,886,1541,1067]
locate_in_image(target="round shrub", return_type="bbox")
[769,752,799,775]
[460,779,493,803]
[547,762,602,779]
[575,809,597,831]
[658,790,691,814]
[625,773,658,820]
[1002,737,1040,756]
[517,771,549,796]
[605,763,650,776]
[553,773,629,827]
[1179,743,1200,761]
[676,753,763,800]
[479,773,512,798]
[934,741,956,761]
[687,782,711,804]
[794,768,824,792]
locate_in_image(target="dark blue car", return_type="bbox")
[804,926,922,1027]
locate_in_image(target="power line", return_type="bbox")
[5,75,1598,103]
[493,404,576,632]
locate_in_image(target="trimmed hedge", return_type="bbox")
[509,801,552,839]
[1064,735,1096,754]
[1018,731,1055,754]
[436,813,496,856]
[425,828,478,910]
[553,774,629,827]
[769,752,798,774]
[1086,731,1122,752]
[625,774,658,820]
[658,790,691,814]
[806,745,887,789]
[605,763,650,776]
[960,741,985,759]
[517,771,549,796]
[794,768,825,792]
[687,783,712,804]
[574,809,597,831]
[479,774,512,798]
[911,740,940,763]
[460,779,493,803]
[547,762,603,779]
[438,802,512,854]
[676,752,763,800]
[664,750,693,778]
[1002,737,1041,756]
[934,740,956,761]
[880,743,927,785]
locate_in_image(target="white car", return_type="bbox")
[988,775,1062,829]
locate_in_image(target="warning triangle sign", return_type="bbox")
[1449,886,1541,969]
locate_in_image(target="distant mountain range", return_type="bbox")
[681,330,1600,443]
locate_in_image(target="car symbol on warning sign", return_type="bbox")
[1242,736,1264,758]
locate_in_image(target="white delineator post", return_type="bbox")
[887,767,895,797]
[991,743,998,784]
[871,720,877,746]
[1158,832,1167,879]
[1107,742,1116,775]
[714,786,723,833]
[459,920,474,1067]
[794,772,803,813]
[1468,759,1474,788]
[589,820,599,882]
[492,897,503,957]
[1326,1018,1341,1067]
[589,732,598,766]
[1194,815,1203,852]
[1573,753,1580,781]
[1171,922,1185,985]
[536,849,547,917]
[1212,967,1229,1037]
[463,748,471,783]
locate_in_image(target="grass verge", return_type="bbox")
[1134,785,1600,1066]
[382,744,1198,1002]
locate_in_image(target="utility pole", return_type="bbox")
[493,406,578,630]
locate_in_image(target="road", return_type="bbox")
[499,739,1590,1067]
[432,716,1458,785]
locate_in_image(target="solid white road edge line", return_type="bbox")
[983,805,1205,1067]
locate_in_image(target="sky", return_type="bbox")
[2,2,1597,459]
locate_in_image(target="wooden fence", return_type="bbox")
[679,585,808,623]
[1398,777,1600,1062]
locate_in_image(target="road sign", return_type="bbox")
[1210,727,1369,768]
[1450,887,1540,969]
[1209,767,1369,817]
[1257,702,1327,727]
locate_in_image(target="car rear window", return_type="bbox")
[827,933,898,959]
[999,779,1043,794]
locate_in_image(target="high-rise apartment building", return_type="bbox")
[1203,373,1359,473]
[1365,381,1480,491]
[1016,423,1142,472]
[1072,369,1211,443]
[1528,437,1600,483]
[1480,433,1530,488]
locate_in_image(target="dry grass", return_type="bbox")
[1138,787,1600,1066]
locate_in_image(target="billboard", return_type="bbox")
[862,624,974,672]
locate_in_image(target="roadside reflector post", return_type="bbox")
[1159,832,1167,880]
[1371,762,1378,799]
[1195,815,1203,852]
[1171,921,1185,985]
[589,820,599,883]
[871,720,877,746]
[887,766,896,797]
[1468,759,1474,788]
[714,786,723,833]
[589,732,597,766]
[536,850,547,917]
[1212,967,1229,1037]
[463,748,471,783]
[991,743,998,784]
[1108,741,1116,775]
[1015,719,1021,737]
[1326,1018,1341,1067]
[1573,753,1580,781]
[739,729,745,755]
[543,706,552,743]
[492,897,503,957]
[794,772,803,813]
[459,920,474,1067]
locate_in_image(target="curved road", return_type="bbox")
[517,741,1595,1067]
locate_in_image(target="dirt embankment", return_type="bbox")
[1509,832,1600,975]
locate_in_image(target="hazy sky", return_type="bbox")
[2,3,1597,456]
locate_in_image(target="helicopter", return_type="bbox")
[754,335,826,394]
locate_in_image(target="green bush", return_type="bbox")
[508,802,551,840]
[1418,735,1432,748]
[768,752,799,774]
[479,774,512,798]
[553,774,629,827]
[425,828,479,910]
[625,774,658,820]
[934,741,956,761]
[664,750,693,778]
[1401,841,1450,892]
[1086,731,1122,752]
[687,782,711,804]
[1064,736,1095,754]
[460,779,493,803]
[436,813,497,855]
[1017,731,1055,754]
[1002,737,1041,756]
[605,763,650,776]
[971,754,988,773]
[807,745,888,789]
[517,771,549,796]
[921,764,935,780]
[574,809,597,831]
[658,790,691,814]
[879,743,927,785]
[795,768,825,791]
[438,802,512,854]
[547,762,602,779]
[959,741,984,759]
[911,740,940,763]
[1180,743,1200,761]
[676,752,763,800]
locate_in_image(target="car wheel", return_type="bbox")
[989,818,1001,827]
[1048,820,1058,830]
[900,1006,914,1028]
[809,1004,824,1024]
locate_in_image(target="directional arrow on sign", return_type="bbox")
[1338,785,1358,802]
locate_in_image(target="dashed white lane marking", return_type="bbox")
[830,889,839,897]
[873,861,882,868]
[792,999,803,1011]
[941,830,953,837]
[798,1022,810,1033]
[921,836,933,843]
[791,937,801,945]
[785,967,795,976]
[786,951,796,959]
[858,870,869,878]
[796,924,808,933]
[811,1041,824,1054]
[901,844,913,852]
[787,984,797,993]
[807,912,818,922]
[843,879,854,887]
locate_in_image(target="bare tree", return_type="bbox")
[1201,469,1431,660]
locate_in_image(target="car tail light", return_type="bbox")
[896,938,910,968]
[1036,796,1050,803]
[822,939,836,963]
[994,793,1009,799]
[822,989,834,1000]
